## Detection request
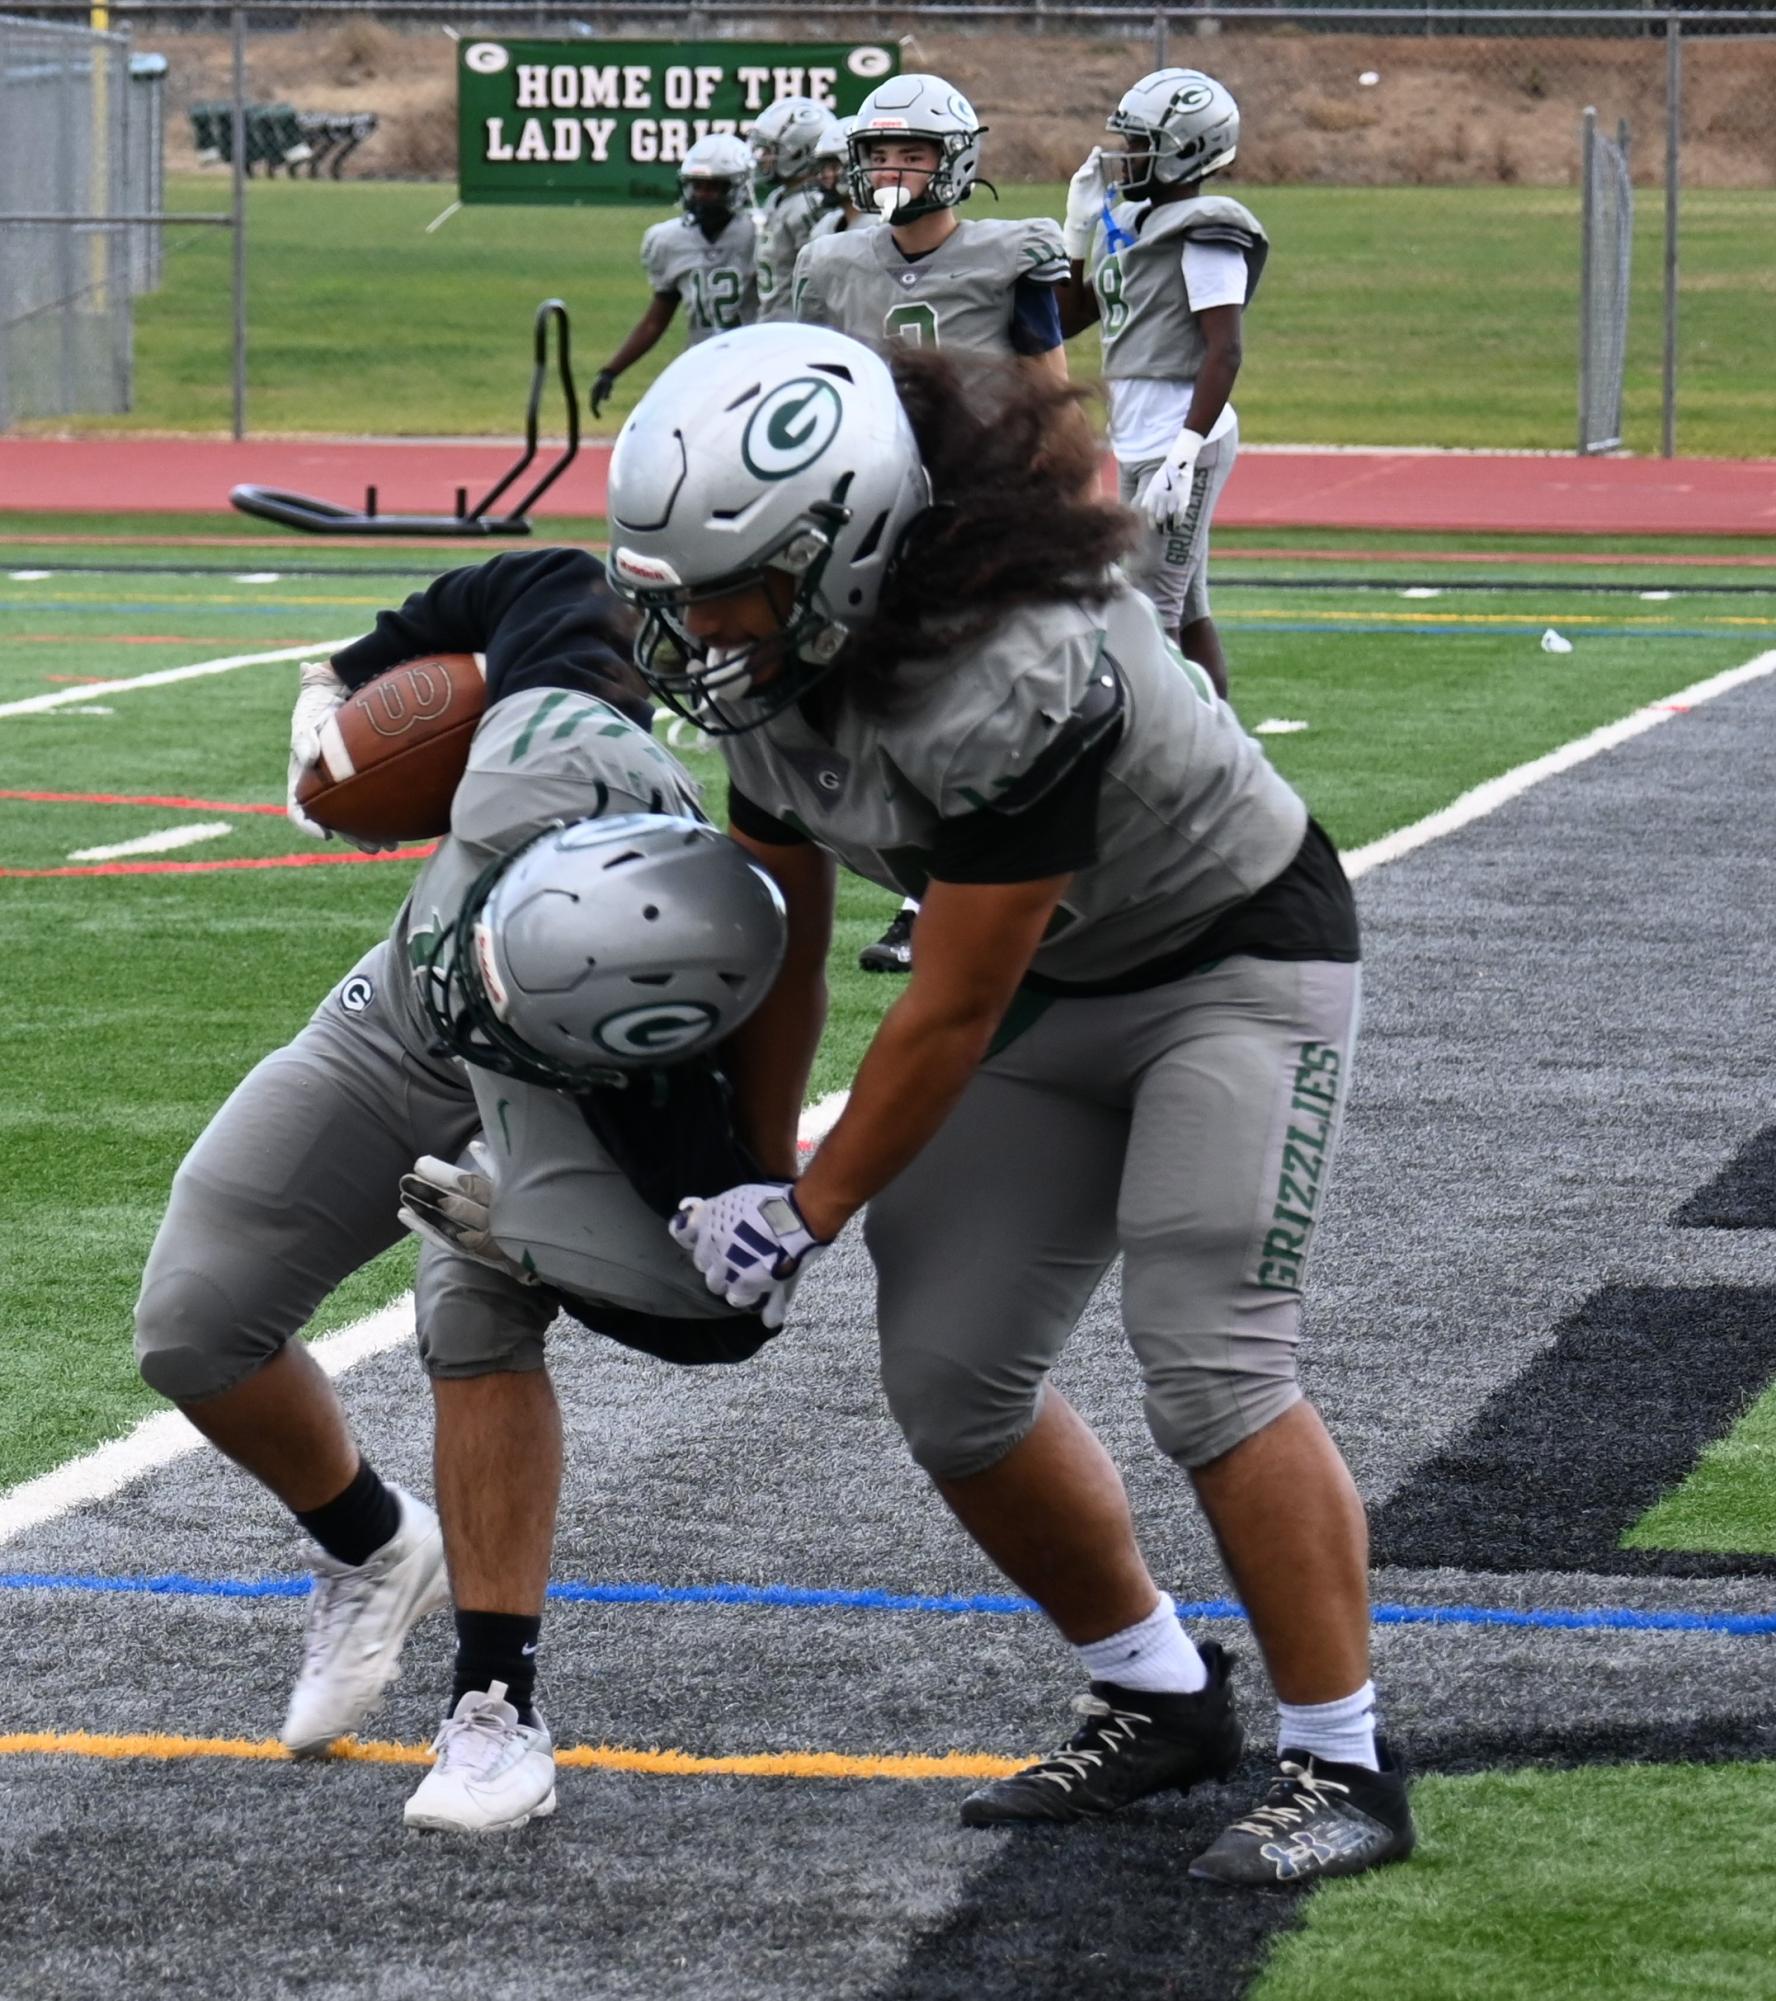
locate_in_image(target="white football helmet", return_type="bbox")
[1104,69,1239,197]
[846,72,985,223]
[421,814,787,1089]
[679,133,753,222]
[748,96,830,190]
[605,324,931,735]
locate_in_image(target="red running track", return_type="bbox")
[3,435,1775,538]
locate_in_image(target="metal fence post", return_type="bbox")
[1578,107,1595,458]
[1153,9,1168,72]
[230,6,246,440]
[1661,11,1681,461]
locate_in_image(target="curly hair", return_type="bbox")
[829,349,1137,716]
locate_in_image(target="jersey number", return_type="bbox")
[688,267,746,331]
[884,301,940,348]
[1097,254,1129,340]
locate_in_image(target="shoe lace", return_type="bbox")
[430,1699,522,1778]
[293,1564,378,1684]
[1227,1760,1351,1837]
[1021,1693,1154,1793]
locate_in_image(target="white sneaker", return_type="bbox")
[403,1681,557,1833]
[279,1485,449,1756]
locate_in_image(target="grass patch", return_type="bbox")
[1624,1381,1776,1557]
[1254,1762,1776,2001]
[29,180,1775,455]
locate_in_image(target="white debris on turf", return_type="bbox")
[1541,628,1575,655]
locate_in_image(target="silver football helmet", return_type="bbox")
[1104,69,1239,198]
[679,133,753,222]
[605,323,931,735]
[748,96,829,190]
[421,814,787,1091]
[845,72,985,223]
[812,113,851,193]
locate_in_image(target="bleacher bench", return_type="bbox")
[189,104,378,178]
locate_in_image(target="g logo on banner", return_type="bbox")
[848,47,893,78]
[741,378,844,481]
[464,42,509,73]
[594,1002,719,1059]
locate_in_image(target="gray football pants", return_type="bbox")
[1117,416,1238,632]
[134,941,731,1402]
[863,954,1359,1478]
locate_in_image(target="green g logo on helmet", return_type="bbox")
[742,377,844,481]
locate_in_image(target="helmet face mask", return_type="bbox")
[679,133,752,224]
[843,73,985,224]
[420,814,787,1090]
[607,325,932,739]
[1103,68,1239,200]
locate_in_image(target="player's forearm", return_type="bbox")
[728,962,827,1179]
[1185,339,1242,437]
[1056,264,1100,340]
[602,302,675,378]
[791,989,998,1242]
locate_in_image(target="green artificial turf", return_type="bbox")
[25,179,1773,455]
[3,555,1774,1487]
[1254,1762,1776,2001]
[1624,1381,1776,1558]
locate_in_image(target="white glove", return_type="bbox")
[398,1141,541,1287]
[669,1181,829,1332]
[287,658,348,841]
[286,658,399,853]
[1062,147,1109,260]
[1136,427,1208,534]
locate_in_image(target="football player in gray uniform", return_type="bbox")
[606,324,1416,1888]
[590,134,758,421]
[792,72,1072,976]
[748,96,835,324]
[807,114,870,241]
[1056,70,1262,700]
[133,549,787,1834]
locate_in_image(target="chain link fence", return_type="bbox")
[4,4,1773,448]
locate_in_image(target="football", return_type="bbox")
[295,652,488,844]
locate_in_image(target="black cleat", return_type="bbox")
[1188,1738,1416,1887]
[858,908,915,974]
[960,1642,1242,1827]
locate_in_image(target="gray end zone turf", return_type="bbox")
[4,673,1776,1996]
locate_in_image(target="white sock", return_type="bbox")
[898,897,919,914]
[1074,1593,1209,1695]
[1276,1682,1379,1770]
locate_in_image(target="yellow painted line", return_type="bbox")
[0,1729,1023,1782]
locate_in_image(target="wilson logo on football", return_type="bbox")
[365,663,454,738]
[741,378,844,482]
[594,1001,719,1058]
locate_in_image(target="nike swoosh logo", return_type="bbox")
[521,1643,539,1656]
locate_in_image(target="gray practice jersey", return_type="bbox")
[1090,193,1268,382]
[754,184,831,324]
[391,686,704,1051]
[640,211,758,341]
[720,581,1305,986]
[793,214,1067,356]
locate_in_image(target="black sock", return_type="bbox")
[293,1457,400,1569]
[451,1609,542,1726]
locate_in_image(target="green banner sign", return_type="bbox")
[457,39,900,205]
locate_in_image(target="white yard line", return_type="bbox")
[0,1095,855,1547]
[7,653,1774,1545]
[1342,649,1776,881]
[0,638,356,721]
[68,821,233,862]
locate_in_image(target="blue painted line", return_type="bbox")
[2,1571,1772,1635]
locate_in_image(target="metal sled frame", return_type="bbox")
[230,299,580,538]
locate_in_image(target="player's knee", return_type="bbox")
[1144,1354,1302,1470]
[133,1268,276,1402]
[879,1341,1040,1481]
